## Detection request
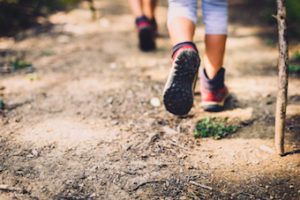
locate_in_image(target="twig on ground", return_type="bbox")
[0,184,24,193]
[189,181,213,191]
[130,180,165,192]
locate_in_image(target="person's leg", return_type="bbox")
[128,0,156,51]
[142,0,158,34]
[200,0,228,111]
[128,0,143,18]
[163,0,200,115]
[204,35,226,79]
[142,0,157,20]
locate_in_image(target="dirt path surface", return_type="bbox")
[0,1,300,199]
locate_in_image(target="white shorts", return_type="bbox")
[168,0,228,34]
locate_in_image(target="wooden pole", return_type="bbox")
[275,0,289,156]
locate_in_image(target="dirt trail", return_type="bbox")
[0,1,299,199]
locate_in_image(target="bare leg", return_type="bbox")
[167,17,195,45]
[204,34,227,79]
[128,0,143,17]
[142,0,157,19]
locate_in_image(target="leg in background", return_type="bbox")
[142,0,157,20]
[128,0,158,51]
[128,0,143,17]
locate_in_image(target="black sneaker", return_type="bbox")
[135,16,156,51]
[163,44,200,116]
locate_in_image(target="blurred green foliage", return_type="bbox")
[286,0,300,37]
[0,0,80,36]
[286,0,300,22]
[264,0,300,37]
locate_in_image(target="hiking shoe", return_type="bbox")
[199,67,229,112]
[150,18,158,37]
[163,43,200,116]
[135,16,156,51]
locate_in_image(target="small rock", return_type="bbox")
[90,193,96,198]
[111,120,119,125]
[31,149,38,157]
[150,97,160,107]
[162,126,177,135]
[265,185,270,189]
[15,117,22,123]
[26,154,34,158]
[106,97,114,104]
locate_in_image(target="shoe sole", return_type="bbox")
[201,93,229,112]
[163,50,200,116]
[139,28,156,52]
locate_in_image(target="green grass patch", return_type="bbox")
[0,99,4,110]
[11,59,32,71]
[194,117,239,139]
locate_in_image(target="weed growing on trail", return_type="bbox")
[194,117,239,139]
[0,99,4,110]
[12,59,32,71]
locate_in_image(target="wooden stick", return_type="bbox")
[190,181,213,191]
[275,0,289,156]
[0,184,23,193]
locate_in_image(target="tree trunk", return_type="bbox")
[275,0,289,156]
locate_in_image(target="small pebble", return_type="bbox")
[32,149,38,157]
[150,97,160,107]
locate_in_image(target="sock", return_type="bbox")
[200,67,225,90]
[172,41,198,59]
[135,15,151,29]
